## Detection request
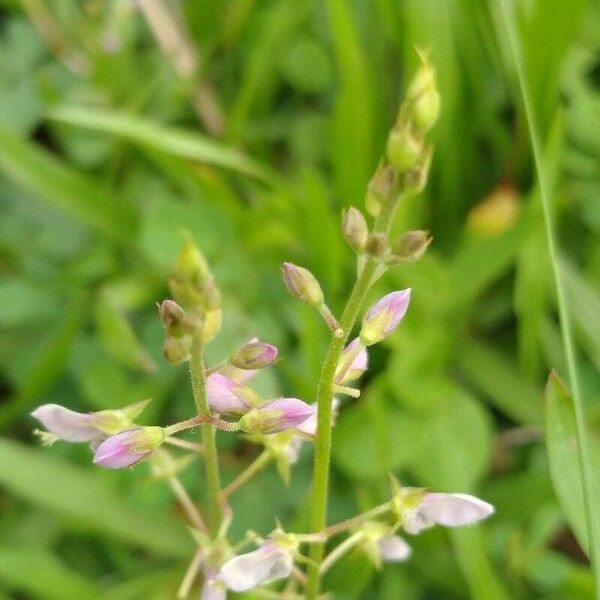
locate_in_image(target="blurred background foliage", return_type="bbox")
[0,0,599,598]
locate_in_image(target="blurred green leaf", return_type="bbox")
[545,371,600,558]
[0,124,135,241]
[48,106,278,185]
[0,438,192,558]
[0,546,101,600]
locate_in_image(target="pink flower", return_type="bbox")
[230,339,278,370]
[360,289,411,345]
[219,542,293,592]
[295,398,341,436]
[93,426,165,469]
[206,373,248,413]
[238,398,315,434]
[403,493,494,535]
[377,535,412,562]
[335,338,368,384]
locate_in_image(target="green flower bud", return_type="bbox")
[342,207,369,252]
[365,164,395,217]
[386,127,423,173]
[406,52,440,132]
[281,263,324,307]
[163,336,192,364]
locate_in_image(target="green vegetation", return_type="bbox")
[0,1,599,598]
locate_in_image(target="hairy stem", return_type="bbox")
[190,339,223,535]
[305,196,399,598]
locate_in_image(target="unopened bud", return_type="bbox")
[391,231,432,263]
[406,52,440,132]
[366,232,388,257]
[199,308,222,343]
[401,145,432,196]
[175,233,210,284]
[281,263,324,307]
[158,299,195,338]
[230,339,278,370]
[163,336,192,364]
[93,426,166,469]
[238,398,315,434]
[360,289,411,346]
[365,164,395,217]
[342,207,369,252]
[386,127,423,173]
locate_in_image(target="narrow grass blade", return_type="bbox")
[48,106,278,186]
[499,1,600,593]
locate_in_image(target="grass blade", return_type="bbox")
[499,1,600,593]
[48,106,278,186]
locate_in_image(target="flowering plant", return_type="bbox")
[31,54,494,599]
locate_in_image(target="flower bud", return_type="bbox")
[406,53,440,132]
[163,336,192,364]
[175,233,210,284]
[366,232,388,257]
[342,207,369,252]
[238,398,315,434]
[93,426,166,469]
[281,263,324,307]
[390,230,432,263]
[230,339,278,370]
[386,127,423,173]
[206,373,248,414]
[365,164,395,217]
[335,338,368,384]
[159,299,186,330]
[199,307,222,343]
[360,289,411,346]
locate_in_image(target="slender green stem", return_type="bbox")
[305,196,399,599]
[320,531,364,574]
[189,339,223,535]
[221,450,272,499]
[499,2,600,595]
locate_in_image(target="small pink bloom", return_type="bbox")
[31,404,100,443]
[360,289,411,345]
[230,339,278,370]
[93,427,165,469]
[295,398,340,436]
[219,542,293,592]
[201,569,226,600]
[239,398,315,434]
[206,373,248,413]
[403,493,495,535]
[335,338,368,384]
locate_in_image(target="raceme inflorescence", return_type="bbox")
[31,54,494,600]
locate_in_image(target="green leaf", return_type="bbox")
[545,371,600,558]
[48,106,278,185]
[0,546,101,600]
[0,438,191,558]
[95,296,157,373]
[0,124,135,241]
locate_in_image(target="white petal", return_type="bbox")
[220,544,292,592]
[31,404,100,442]
[402,508,435,535]
[417,493,495,528]
[378,535,412,562]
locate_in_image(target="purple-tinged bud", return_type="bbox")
[365,164,395,217]
[366,232,388,257]
[230,340,278,370]
[390,230,432,263]
[360,289,411,346]
[295,398,340,436]
[238,398,315,434]
[335,338,368,384]
[158,299,186,332]
[386,127,423,173]
[206,373,248,414]
[401,146,432,196]
[93,426,166,469]
[281,263,324,307]
[342,207,369,252]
